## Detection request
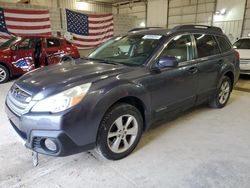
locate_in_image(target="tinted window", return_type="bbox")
[233,39,250,49]
[216,36,232,52]
[194,34,220,58]
[18,38,35,50]
[159,35,193,63]
[46,38,60,48]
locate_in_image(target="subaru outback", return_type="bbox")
[5,25,240,161]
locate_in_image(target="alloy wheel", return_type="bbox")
[0,67,7,82]
[218,81,230,105]
[107,115,139,154]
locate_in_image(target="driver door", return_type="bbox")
[147,34,199,120]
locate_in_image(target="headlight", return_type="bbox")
[31,83,91,113]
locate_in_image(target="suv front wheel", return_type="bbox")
[96,103,143,160]
[209,76,232,108]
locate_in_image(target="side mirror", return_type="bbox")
[10,45,17,51]
[157,56,178,68]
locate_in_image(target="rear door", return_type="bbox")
[193,34,222,104]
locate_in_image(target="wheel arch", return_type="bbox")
[224,70,234,90]
[107,96,147,131]
[0,61,12,77]
[91,82,152,136]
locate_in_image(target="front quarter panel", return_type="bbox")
[61,77,151,146]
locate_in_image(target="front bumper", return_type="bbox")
[240,59,250,75]
[5,104,95,156]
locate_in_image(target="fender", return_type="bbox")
[0,49,14,76]
[0,61,13,77]
[60,79,152,146]
[88,79,152,137]
[217,62,235,88]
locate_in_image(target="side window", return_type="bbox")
[159,35,193,63]
[18,38,35,50]
[194,34,220,58]
[216,36,232,53]
[46,38,61,48]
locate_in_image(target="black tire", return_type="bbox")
[0,64,10,84]
[96,103,143,160]
[209,76,232,108]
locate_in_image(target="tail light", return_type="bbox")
[235,51,240,61]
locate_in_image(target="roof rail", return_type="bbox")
[128,27,163,32]
[171,25,223,34]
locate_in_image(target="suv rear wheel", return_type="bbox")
[209,76,232,108]
[96,103,143,160]
[0,65,10,84]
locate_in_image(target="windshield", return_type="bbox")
[233,39,250,49]
[0,37,21,49]
[89,35,164,66]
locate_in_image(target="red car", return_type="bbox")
[0,36,80,83]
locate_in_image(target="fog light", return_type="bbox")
[44,138,57,152]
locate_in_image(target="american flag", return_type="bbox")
[0,7,51,44]
[66,9,114,49]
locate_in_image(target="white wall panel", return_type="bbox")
[169,0,190,8]
[147,0,168,27]
[242,0,250,37]
[215,0,246,39]
[1,0,112,13]
[213,20,243,42]
[113,2,146,28]
[0,0,16,3]
[168,0,216,26]
[214,0,246,22]
[169,7,182,16]
[198,3,215,13]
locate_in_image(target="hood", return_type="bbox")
[15,60,130,98]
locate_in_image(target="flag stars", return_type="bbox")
[66,9,89,35]
[0,8,8,33]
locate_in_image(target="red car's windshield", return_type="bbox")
[0,37,21,49]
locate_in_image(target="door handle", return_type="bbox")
[188,66,198,74]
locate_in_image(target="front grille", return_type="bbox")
[6,85,32,116]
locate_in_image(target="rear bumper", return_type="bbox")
[240,70,250,75]
[5,103,95,157]
[240,59,250,74]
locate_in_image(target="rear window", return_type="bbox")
[194,34,220,58]
[216,36,232,53]
[233,39,250,49]
[46,38,61,48]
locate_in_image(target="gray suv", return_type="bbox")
[5,25,240,160]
